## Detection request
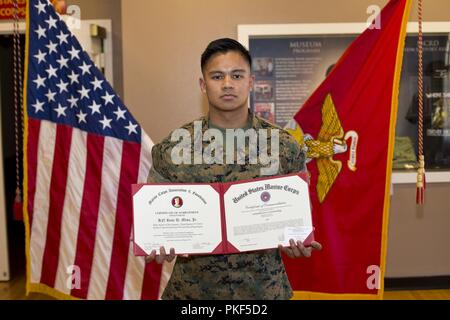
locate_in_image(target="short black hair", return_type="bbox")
[201,38,252,72]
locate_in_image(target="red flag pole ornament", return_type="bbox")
[13,0,24,221]
[416,0,426,205]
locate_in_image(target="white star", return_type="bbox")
[35,25,46,39]
[67,70,79,84]
[56,79,68,93]
[78,86,91,100]
[45,89,56,102]
[113,107,127,121]
[56,55,69,69]
[125,121,138,135]
[45,16,58,30]
[34,50,47,64]
[87,101,102,115]
[32,99,45,113]
[54,104,67,118]
[91,77,104,91]
[46,41,58,54]
[101,92,115,106]
[33,74,46,89]
[78,61,91,75]
[67,95,79,108]
[76,110,88,124]
[67,46,80,60]
[35,1,46,14]
[56,31,69,45]
[99,116,113,130]
[46,64,58,79]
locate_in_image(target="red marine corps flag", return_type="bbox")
[284,0,412,299]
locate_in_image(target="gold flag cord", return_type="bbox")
[416,0,426,204]
[13,0,24,218]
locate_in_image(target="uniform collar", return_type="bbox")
[203,109,259,131]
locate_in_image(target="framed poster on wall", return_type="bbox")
[238,22,450,183]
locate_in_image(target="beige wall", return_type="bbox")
[121,0,450,143]
[67,0,123,97]
[119,0,450,278]
[387,183,450,277]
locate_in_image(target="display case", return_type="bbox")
[239,22,450,183]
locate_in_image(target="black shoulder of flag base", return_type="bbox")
[1,300,449,319]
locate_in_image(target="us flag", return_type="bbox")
[23,0,162,299]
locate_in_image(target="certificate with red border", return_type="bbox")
[132,172,314,256]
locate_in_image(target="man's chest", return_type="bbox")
[168,162,271,183]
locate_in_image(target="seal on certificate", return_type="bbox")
[261,191,271,202]
[172,196,183,208]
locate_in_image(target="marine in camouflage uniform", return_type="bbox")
[147,110,306,300]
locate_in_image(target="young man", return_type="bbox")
[146,38,322,299]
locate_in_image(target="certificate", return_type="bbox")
[132,172,314,256]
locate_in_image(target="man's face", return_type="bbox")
[200,51,254,113]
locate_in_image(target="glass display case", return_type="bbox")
[239,22,450,181]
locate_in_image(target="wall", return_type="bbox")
[120,0,450,279]
[387,183,450,277]
[121,0,450,143]
[67,0,123,97]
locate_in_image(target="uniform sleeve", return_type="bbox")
[147,165,171,183]
[146,143,172,183]
[280,132,307,175]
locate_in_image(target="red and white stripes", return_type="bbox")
[27,120,162,299]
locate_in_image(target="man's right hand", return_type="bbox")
[145,247,176,264]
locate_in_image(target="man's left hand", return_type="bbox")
[278,239,322,258]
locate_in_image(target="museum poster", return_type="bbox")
[249,34,450,169]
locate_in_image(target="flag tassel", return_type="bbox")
[13,0,24,221]
[416,155,426,205]
[14,187,23,221]
[416,0,425,205]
